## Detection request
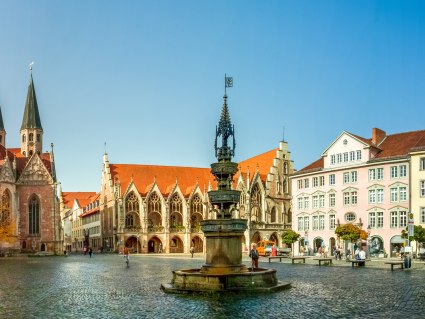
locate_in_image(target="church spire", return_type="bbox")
[20,64,43,157]
[0,105,6,147]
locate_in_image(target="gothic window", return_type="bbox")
[148,192,161,213]
[29,195,40,235]
[125,214,134,227]
[190,194,203,228]
[0,190,11,223]
[170,193,183,227]
[29,133,34,142]
[37,134,40,142]
[271,207,276,223]
[250,184,261,221]
[22,134,26,143]
[125,192,139,213]
[29,150,33,156]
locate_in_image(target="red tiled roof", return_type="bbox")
[374,130,425,159]
[297,129,425,173]
[62,192,97,208]
[236,149,277,184]
[110,164,213,197]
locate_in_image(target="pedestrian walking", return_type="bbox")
[271,244,277,257]
[158,243,163,253]
[190,246,195,258]
[249,244,259,270]
[124,246,129,266]
[88,248,93,258]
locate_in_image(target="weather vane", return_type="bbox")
[29,61,35,71]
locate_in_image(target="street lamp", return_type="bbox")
[367,225,371,258]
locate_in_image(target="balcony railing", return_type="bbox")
[124,225,142,232]
[147,225,164,233]
[170,226,186,233]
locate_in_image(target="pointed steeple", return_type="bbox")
[0,105,6,147]
[21,72,43,130]
[20,67,44,157]
[214,94,236,162]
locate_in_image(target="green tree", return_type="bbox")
[401,225,425,255]
[281,229,300,257]
[335,223,361,243]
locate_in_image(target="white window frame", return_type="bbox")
[304,216,310,231]
[369,212,376,228]
[391,166,398,179]
[344,192,350,205]
[319,195,325,208]
[369,169,376,181]
[420,181,425,197]
[313,196,318,209]
[298,217,304,231]
[368,190,376,204]
[329,193,335,207]
[337,154,342,163]
[356,150,362,160]
[343,172,350,184]
[377,212,383,228]
[331,155,336,165]
[351,171,357,183]
[399,187,407,202]
[350,151,355,161]
[319,176,325,187]
[390,211,398,228]
[319,215,325,230]
[312,216,319,230]
[344,152,348,162]
[421,207,425,224]
[420,158,425,171]
[329,214,336,229]
[304,178,309,188]
[390,188,398,202]
[377,168,384,180]
[400,211,407,227]
[399,165,407,177]
[313,177,318,188]
[329,174,335,186]
[351,191,357,205]
[377,189,384,204]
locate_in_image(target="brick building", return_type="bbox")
[0,70,59,253]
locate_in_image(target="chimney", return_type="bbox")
[372,128,386,145]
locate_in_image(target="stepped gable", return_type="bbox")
[236,148,278,184]
[110,164,212,197]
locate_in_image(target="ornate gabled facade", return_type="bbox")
[97,94,294,254]
[0,70,59,254]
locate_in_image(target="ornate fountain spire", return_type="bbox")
[215,75,236,162]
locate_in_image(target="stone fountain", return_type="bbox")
[161,86,290,293]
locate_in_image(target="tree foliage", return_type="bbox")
[0,215,16,243]
[335,224,361,243]
[281,229,301,245]
[401,225,425,243]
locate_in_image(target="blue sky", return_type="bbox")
[0,1,424,192]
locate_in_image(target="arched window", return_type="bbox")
[250,184,261,221]
[37,134,41,142]
[125,214,134,227]
[148,192,161,213]
[190,194,203,228]
[22,134,26,142]
[0,190,11,222]
[29,133,34,142]
[29,195,40,234]
[29,150,33,156]
[271,207,276,223]
[169,193,183,227]
[125,191,139,213]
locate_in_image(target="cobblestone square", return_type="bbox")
[1,255,425,319]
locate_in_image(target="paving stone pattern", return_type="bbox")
[1,255,424,319]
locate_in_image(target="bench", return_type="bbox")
[385,260,404,271]
[290,256,306,264]
[268,256,287,262]
[313,258,333,266]
[351,260,366,267]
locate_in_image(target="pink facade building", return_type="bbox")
[290,128,425,258]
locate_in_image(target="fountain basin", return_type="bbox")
[161,268,290,294]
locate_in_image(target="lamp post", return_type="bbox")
[367,225,371,259]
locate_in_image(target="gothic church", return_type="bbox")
[0,71,58,253]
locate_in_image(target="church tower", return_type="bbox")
[20,69,43,157]
[0,106,6,147]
